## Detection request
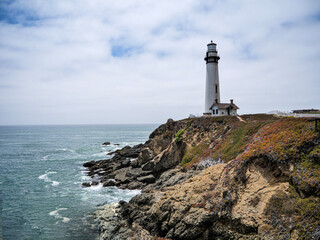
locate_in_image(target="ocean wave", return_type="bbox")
[52,181,60,186]
[49,208,70,223]
[92,152,109,157]
[81,175,91,181]
[86,183,104,191]
[58,148,75,153]
[39,171,59,187]
[38,171,57,181]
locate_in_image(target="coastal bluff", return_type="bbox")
[83,115,320,240]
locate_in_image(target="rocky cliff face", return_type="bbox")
[84,115,320,240]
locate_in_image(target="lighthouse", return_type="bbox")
[204,41,220,114]
[203,41,239,116]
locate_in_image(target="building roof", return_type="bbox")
[292,109,319,113]
[210,102,239,110]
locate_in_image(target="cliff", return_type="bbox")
[84,115,320,240]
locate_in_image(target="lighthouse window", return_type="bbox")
[215,85,218,93]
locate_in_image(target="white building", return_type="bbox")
[210,99,239,116]
[203,41,239,116]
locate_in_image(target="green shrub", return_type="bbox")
[175,129,184,143]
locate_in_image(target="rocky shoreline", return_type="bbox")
[83,115,320,239]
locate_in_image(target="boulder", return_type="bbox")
[127,181,144,189]
[103,180,116,187]
[82,182,91,187]
[137,174,155,183]
[130,159,140,168]
[114,167,131,183]
[142,161,155,172]
[138,148,154,165]
[154,142,186,172]
[102,142,111,146]
[125,168,153,178]
[91,181,99,186]
[83,160,96,168]
[121,159,131,168]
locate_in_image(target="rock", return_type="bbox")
[128,193,155,206]
[153,141,186,172]
[127,181,144,189]
[91,181,99,186]
[121,159,131,168]
[137,174,155,183]
[96,203,134,240]
[141,161,155,172]
[102,141,111,146]
[83,160,96,168]
[167,118,174,124]
[82,182,91,187]
[125,168,153,179]
[130,159,140,168]
[138,148,154,165]
[103,180,116,187]
[114,167,131,183]
[151,169,198,189]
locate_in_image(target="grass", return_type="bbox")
[180,143,209,167]
[211,121,270,162]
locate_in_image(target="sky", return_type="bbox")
[0,0,320,125]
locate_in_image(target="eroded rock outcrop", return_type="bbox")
[84,115,320,240]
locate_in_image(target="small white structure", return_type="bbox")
[210,99,239,116]
[203,41,239,116]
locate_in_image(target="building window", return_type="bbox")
[212,110,215,115]
[216,109,218,114]
[215,85,218,93]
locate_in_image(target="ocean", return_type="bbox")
[0,124,158,240]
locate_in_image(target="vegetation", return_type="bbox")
[175,129,184,143]
[211,121,271,162]
[180,143,209,167]
[239,118,317,162]
[264,188,320,239]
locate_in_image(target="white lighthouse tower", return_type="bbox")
[204,41,220,114]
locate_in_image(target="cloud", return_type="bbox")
[0,0,320,124]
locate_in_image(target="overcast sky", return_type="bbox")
[0,0,319,125]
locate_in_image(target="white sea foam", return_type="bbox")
[52,181,60,186]
[49,208,70,223]
[62,217,70,223]
[81,175,91,181]
[92,152,108,157]
[58,148,75,153]
[88,183,103,191]
[49,208,67,217]
[38,171,57,181]
[39,171,59,186]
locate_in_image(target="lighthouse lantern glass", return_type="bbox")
[208,44,216,52]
